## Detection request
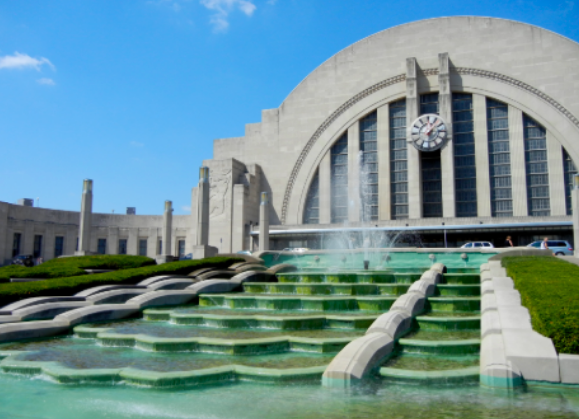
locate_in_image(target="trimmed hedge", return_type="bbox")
[0,255,156,283]
[502,256,579,354]
[0,256,243,307]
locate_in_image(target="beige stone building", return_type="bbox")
[2,17,579,263]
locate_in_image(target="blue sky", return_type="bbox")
[0,0,577,215]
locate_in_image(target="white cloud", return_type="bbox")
[181,205,192,212]
[0,52,54,71]
[37,78,55,86]
[200,0,256,32]
[130,141,144,147]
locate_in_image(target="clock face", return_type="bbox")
[410,114,448,152]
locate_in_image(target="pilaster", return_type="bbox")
[232,184,246,252]
[128,228,138,255]
[508,106,528,216]
[348,122,361,222]
[107,227,119,255]
[406,57,422,219]
[377,104,391,220]
[319,151,332,224]
[438,53,456,218]
[547,135,566,216]
[473,94,492,217]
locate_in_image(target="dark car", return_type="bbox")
[12,254,34,267]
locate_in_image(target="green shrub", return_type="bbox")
[0,256,243,307]
[0,255,156,283]
[502,256,579,354]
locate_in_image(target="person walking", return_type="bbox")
[540,237,549,250]
[504,236,514,247]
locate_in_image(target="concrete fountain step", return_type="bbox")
[199,294,397,311]
[435,284,481,297]
[397,338,481,356]
[379,365,480,384]
[415,315,481,331]
[145,310,380,330]
[71,325,361,354]
[441,273,481,284]
[0,352,330,388]
[276,272,423,284]
[427,297,481,313]
[243,282,411,296]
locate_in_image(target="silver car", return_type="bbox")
[527,240,574,256]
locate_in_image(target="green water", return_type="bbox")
[383,354,480,371]
[2,338,336,371]
[402,330,481,341]
[0,375,577,419]
[66,319,366,339]
[163,307,384,318]
[260,251,495,269]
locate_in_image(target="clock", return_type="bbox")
[409,114,448,152]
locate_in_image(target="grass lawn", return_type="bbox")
[502,256,579,354]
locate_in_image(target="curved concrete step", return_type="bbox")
[138,275,192,287]
[12,301,92,321]
[75,285,148,298]
[146,278,197,291]
[86,289,149,304]
[0,296,87,314]
[196,270,237,280]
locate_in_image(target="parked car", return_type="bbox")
[12,254,34,267]
[237,250,253,256]
[460,242,494,249]
[527,240,574,255]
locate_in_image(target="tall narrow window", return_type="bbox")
[422,150,443,217]
[118,239,128,255]
[178,240,186,256]
[523,115,550,216]
[33,235,43,258]
[360,111,378,221]
[54,236,64,258]
[420,93,442,217]
[453,93,477,217]
[420,93,439,114]
[487,99,513,217]
[12,233,21,257]
[389,100,408,219]
[303,171,320,224]
[97,238,107,255]
[158,240,163,255]
[139,239,148,256]
[563,148,577,215]
[331,134,348,223]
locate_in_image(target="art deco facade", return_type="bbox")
[2,17,579,262]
